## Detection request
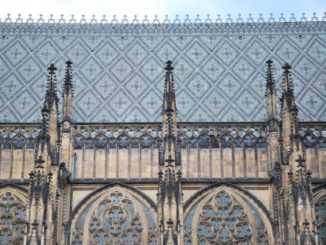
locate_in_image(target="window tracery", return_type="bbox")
[71,189,157,245]
[315,196,326,243]
[0,192,26,244]
[184,189,270,245]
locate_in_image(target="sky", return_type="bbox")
[0,0,325,22]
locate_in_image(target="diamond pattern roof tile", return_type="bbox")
[0,22,325,122]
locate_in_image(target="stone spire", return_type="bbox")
[280,63,298,164]
[265,59,278,130]
[157,61,183,245]
[35,64,60,171]
[276,63,319,244]
[57,61,74,243]
[62,61,74,127]
[265,60,282,242]
[39,64,60,165]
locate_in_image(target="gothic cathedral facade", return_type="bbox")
[0,15,325,244]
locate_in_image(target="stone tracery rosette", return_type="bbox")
[70,187,157,245]
[184,187,271,245]
[314,192,326,243]
[0,191,26,244]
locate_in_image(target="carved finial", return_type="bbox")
[46,64,58,98]
[70,15,76,23]
[132,15,138,24]
[265,59,277,127]
[62,61,74,124]
[280,62,299,159]
[40,63,59,145]
[266,59,276,93]
[48,64,57,73]
[63,61,73,93]
[165,60,173,71]
[101,15,107,24]
[282,63,294,96]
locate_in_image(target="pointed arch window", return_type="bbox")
[70,187,157,245]
[315,196,326,243]
[184,188,271,244]
[0,192,26,244]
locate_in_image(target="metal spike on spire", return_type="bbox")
[47,64,57,103]
[62,61,74,124]
[281,62,298,114]
[265,59,278,129]
[63,61,73,95]
[38,64,60,165]
[40,64,58,139]
[266,59,276,94]
[282,63,293,94]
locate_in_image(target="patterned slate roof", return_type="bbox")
[0,16,326,123]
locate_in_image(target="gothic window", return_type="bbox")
[12,135,26,149]
[95,136,107,149]
[221,135,232,148]
[71,188,157,245]
[177,135,188,149]
[303,134,317,148]
[199,136,209,148]
[0,192,26,244]
[74,135,84,149]
[141,135,152,149]
[315,196,326,243]
[118,135,129,148]
[243,134,256,148]
[184,188,271,244]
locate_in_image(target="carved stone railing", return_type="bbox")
[72,122,268,150]
[0,124,41,150]
[0,122,325,180]
[1,13,326,35]
[1,13,325,24]
[300,125,326,148]
[0,122,325,150]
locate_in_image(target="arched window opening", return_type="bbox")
[118,135,130,149]
[184,188,271,245]
[0,191,26,244]
[74,135,84,149]
[141,135,152,149]
[315,196,326,243]
[95,135,107,149]
[12,135,26,149]
[70,187,157,245]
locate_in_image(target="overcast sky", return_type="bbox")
[1,0,325,22]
